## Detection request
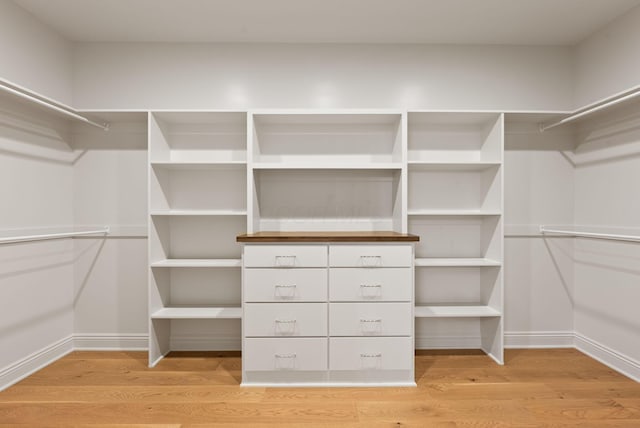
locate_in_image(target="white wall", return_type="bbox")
[572,106,640,379]
[0,0,73,105]
[503,120,575,346]
[573,4,640,107]
[70,118,148,346]
[72,43,573,111]
[0,97,75,387]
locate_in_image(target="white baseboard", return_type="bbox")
[0,335,73,392]
[505,330,575,348]
[170,334,241,351]
[415,335,481,349]
[575,333,640,382]
[73,333,148,350]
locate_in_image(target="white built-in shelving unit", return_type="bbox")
[408,112,504,364]
[148,109,505,366]
[148,111,247,366]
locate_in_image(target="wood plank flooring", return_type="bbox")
[1,349,639,427]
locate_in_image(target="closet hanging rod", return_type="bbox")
[0,227,110,245]
[539,88,640,132]
[0,80,110,131]
[540,226,640,243]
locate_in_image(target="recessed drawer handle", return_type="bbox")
[360,255,382,267]
[275,319,297,324]
[360,353,382,358]
[360,284,382,298]
[274,284,297,298]
[275,255,296,267]
[360,319,382,323]
[275,353,297,359]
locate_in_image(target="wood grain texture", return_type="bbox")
[1,349,639,426]
[236,231,420,242]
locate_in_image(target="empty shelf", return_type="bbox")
[408,209,502,216]
[407,161,501,171]
[151,259,242,268]
[415,305,501,318]
[151,161,246,170]
[151,307,242,319]
[150,209,247,216]
[252,162,403,170]
[415,258,501,267]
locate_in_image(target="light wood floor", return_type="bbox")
[1,349,639,427]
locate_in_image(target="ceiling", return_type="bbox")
[13,0,640,45]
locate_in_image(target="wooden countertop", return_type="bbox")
[236,231,419,243]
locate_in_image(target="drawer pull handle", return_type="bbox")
[274,319,297,335]
[275,319,297,324]
[275,353,297,359]
[275,255,297,267]
[274,284,297,298]
[360,256,382,267]
[360,319,382,323]
[360,284,382,298]
[360,353,382,358]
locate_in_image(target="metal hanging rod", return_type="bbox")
[0,227,110,245]
[0,79,109,131]
[539,87,640,132]
[540,226,640,243]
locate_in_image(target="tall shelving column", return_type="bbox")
[407,112,504,364]
[148,111,247,367]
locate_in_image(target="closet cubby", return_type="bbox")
[150,164,246,214]
[408,112,502,163]
[252,112,403,167]
[408,164,500,214]
[148,111,247,367]
[251,168,403,232]
[149,112,247,163]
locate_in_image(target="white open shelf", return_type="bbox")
[414,258,501,267]
[151,259,242,268]
[408,210,502,216]
[151,161,246,170]
[414,305,501,318]
[150,210,247,216]
[407,161,501,171]
[252,162,403,170]
[151,307,242,319]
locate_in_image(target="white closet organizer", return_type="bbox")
[408,112,504,364]
[147,109,505,369]
[148,111,247,366]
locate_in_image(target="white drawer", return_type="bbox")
[244,338,327,371]
[244,303,327,337]
[329,337,413,370]
[244,245,327,268]
[244,268,327,302]
[329,245,412,267]
[329,268,412,302]
[329,302,412,336]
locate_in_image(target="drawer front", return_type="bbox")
[329,337,413,370]
[244,268,327,302]
[244,303,327,337]
[244,338,327,371]
[244,245,327,268]
[329,302,412,336]
[329,268,412,302]
[329,245,412,267]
